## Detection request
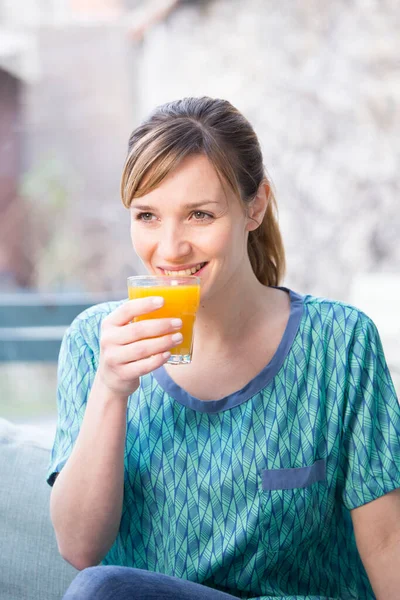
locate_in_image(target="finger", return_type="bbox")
[106,297,165,327]
[111,318,183,345]
[113,332,183,365]
[120,350,172,380]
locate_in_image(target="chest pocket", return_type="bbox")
[259,459,328,554]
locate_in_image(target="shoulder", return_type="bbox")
[62,299,126,355]
[302,292,374,329]
[71,299,126,327]
[292,290,379,350]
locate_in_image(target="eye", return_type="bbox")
[136,212,155,222]
[191,211,213,221]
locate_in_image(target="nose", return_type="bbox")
[158,222,192,262]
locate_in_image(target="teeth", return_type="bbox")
[163,263,205,276]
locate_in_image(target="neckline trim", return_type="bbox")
[152,287,304,414]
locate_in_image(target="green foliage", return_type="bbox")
[20,156,70,212]
[18,156,83,290]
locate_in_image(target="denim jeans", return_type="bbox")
[62,566,241,599]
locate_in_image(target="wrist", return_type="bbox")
[91,373,131,407]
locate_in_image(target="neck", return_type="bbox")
[193,266,274,350]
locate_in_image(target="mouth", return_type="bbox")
[159,262,208,276]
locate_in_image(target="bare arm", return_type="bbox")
[351,488,400,599]
[50,297,183,570]
[50,377,129,571]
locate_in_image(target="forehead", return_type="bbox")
[134,154,230,206]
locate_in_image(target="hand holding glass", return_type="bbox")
[127,276,200,364]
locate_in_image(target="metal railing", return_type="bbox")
[0,291,124,362]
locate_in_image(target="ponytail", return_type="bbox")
[247,188,285,286]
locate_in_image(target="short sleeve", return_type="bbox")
[46,321,97,486]
[341,313,400,509]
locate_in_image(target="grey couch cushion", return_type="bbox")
[0,419,77,600]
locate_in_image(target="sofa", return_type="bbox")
[0,418,77,600]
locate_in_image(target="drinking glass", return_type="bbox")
[127,275,201,365]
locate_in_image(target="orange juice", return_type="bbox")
[128,279,200,363]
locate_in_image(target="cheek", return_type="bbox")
[213,223,246,259]
[130,224,153,259]
[201,223,239,256]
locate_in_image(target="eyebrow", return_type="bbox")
[131,200,220,211]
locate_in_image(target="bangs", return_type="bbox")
[121,140,191,208]
[120,121,241,208]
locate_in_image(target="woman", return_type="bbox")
[48,97,400,599]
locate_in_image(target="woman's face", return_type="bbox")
[130,154,252,302]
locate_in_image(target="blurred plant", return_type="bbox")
[21,157,69,212]
[19,156,84,291]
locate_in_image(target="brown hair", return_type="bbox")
[121,97,285,286]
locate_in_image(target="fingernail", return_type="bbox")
[171,333,183,343]
[152,297,164,307]
[171,318,182,328]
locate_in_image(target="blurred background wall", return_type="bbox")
[0,0,399,424]
[1,0,399,293]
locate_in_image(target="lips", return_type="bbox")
[160,262,207,276]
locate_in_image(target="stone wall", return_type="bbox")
[2,0,399,302]
[135,0,400,301]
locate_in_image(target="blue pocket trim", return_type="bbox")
[261,458,326,491]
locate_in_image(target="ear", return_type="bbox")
[245,181,269,231]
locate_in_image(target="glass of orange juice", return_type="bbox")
[127,275,201,365]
